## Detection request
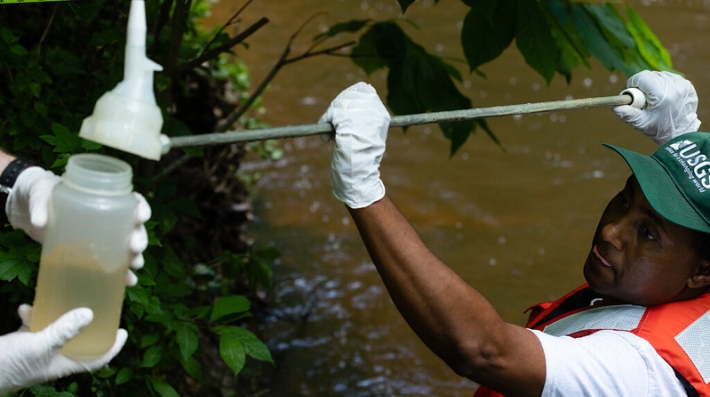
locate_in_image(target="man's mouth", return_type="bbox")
[593,245,613,267]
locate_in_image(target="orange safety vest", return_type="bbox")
[473,284,710,397]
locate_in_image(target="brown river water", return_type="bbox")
[202,1,710,395]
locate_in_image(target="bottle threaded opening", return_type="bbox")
[63,154,133,195]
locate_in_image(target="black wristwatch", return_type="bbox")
[0,158,37,223]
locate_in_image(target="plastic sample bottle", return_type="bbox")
[30,154,137,358]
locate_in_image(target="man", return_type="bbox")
[0,151,151,394]
[319,70,709,396]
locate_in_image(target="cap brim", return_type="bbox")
[605,144,710,233]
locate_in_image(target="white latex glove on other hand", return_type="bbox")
[5,167,151,286]
[612,70,701,145]
[0,304,127,394]
[319,82,390,209]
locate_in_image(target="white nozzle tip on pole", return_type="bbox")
[621,87,647,109]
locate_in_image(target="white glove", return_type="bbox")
[5,167,60,243]
[612,70,701,145]
[319,82,390,209]
[0,304,127,394]
[6,167,151,286]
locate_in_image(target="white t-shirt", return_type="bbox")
[531,329,688,396]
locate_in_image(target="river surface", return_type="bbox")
[203,1,710,395]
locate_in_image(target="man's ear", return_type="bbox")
[688,259,710,289]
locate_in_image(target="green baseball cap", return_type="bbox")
[604,131,710,234]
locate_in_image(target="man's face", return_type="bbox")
[583,175,705,306]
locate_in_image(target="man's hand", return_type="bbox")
[0,305,127,394]
[612,70,701,145]
[5,167,152,286]
[319,82,391,209]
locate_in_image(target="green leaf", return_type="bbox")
[127,284,151,306]
[29,82,42,98]
[515,0,557,84]
[26,67,52,85]
[41,123,82,153]
[169,197,202,219]
[571,4,632,75]
[95,365,117,378]
[355,21,486,154]
[0,230,30,247]
[49,153,71,170]
[219,329,246,374]
[313,20,370,41]
[115,367,133,385]
[141,345,163,368]
[0,250,34,284]
[626,5,672,71]
[0,27,18,45]
[140,332,161,348]
[178,356,203,381]
[153,205,178,234]
[461,0,516,72]
[33,101,48,117]
[81,139,103,151]
[10,44,28,56]
[160,246,185,278]
[219,326,273,364]
[67,382,78,394]
[249,260,273,290]
[190,305,213,320]
[255,246,280,261]
[585,4,634,49]
[174,322,199,361]
[210,295,251,322]
[545,0,590,82]
[351,26,390,75]
[149,379,181,397]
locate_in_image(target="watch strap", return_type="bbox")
[0,158,37,224]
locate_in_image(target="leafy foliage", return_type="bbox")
[344,0,673,154]
[353,21,494,155]
[0,0,276,395]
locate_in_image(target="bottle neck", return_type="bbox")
[62,154,132,195]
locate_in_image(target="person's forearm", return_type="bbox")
[348,196,510,369]
[348,196,545,396]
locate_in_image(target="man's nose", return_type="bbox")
[601,218,628,250]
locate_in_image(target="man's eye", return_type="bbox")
[643,227,656,241]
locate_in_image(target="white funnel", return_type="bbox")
[80,0,168,161]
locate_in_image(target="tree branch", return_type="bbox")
[215,41,289,132]
[175,17,269,76]
[283,41,356,65]
[201,0,254,56]
[38,4,58,54]
[149,0,174,57]
[214,14,359,132]
[166,0,192,75]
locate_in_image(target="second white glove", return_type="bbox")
[612,70,701,145]
[5,167,60,243]
[319,82,391,209]
[0,304,127,394]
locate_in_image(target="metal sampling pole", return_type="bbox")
[164,90,643,153]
